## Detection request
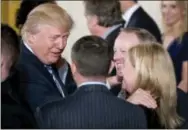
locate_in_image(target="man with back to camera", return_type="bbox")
[35,35,147,129]
[83,0,125,96]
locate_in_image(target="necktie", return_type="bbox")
[45,65,67,97]
[118,89,127,100]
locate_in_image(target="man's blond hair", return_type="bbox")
[21,3,73,41]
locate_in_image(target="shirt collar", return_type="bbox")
[23,41,34,54]
[58,61,69,84]
[102,24,122,39]
[78,81,108,88]
[122,3,140,24]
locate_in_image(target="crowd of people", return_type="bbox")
[1,0,188,129]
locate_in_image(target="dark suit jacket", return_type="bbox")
[105,23,124,56]
[64,63,77,95]
[15,44,70,112]
[36,84,147,129]
[105,23,124,96]
[126,7,162,43]
[1,79,37,128]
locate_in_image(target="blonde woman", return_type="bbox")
[122,43,188,128]
[161,1,188,93]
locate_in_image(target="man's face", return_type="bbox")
[113,32,140,77]
[119,0,133,12]
[30,25,70,65]
[1,55,13,82]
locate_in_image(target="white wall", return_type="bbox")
[57,1,162,63]
[138,1,163,31]
[57,1,90,63]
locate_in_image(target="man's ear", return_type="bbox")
[27,33,37,46]
[70,60,77,76]
[88,15,98,27]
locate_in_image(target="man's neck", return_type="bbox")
[122,2,136,13]
[76,76,106,87]
[93,26,110,38]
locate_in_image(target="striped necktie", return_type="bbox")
[45,65,67,97]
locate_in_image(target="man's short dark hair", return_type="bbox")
[15,0,55,28]
[84,0,124,27]
[1,23,20,64]
[71,35,112,77]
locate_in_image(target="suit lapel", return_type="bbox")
[105,23,124,45]
[20,44,56,87]
[126,7,142,27]
[105,24,124,59]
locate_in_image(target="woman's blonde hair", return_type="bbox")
[162,1,188,39]
[127,43,183,128]
[21,3,74,41]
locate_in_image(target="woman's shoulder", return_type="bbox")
[162,34,176,49]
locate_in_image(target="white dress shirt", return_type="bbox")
[24,42,34,53]
[102,24,123,39]
[58,62,68,84]
[78,81,109,89]
[122,3,140,27]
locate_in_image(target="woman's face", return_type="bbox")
[161,1,184,26]
[122,56,137,94]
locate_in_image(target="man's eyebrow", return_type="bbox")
[49,35,61,39]
[62,32,70,36]
[49,32,70,38]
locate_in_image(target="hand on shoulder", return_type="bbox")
[127,88,157,109]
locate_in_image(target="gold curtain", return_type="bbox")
[186,1,188,31]
[1,1,21,33]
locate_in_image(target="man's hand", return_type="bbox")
[127,88,157,109]
[107,75,122,88]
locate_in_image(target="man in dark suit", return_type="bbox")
[1,24,37,128]
[16,4,75,112]
[36,35,147,129]
[15,0,76,96]
[83,0,124,96]
[120,0,162,42]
